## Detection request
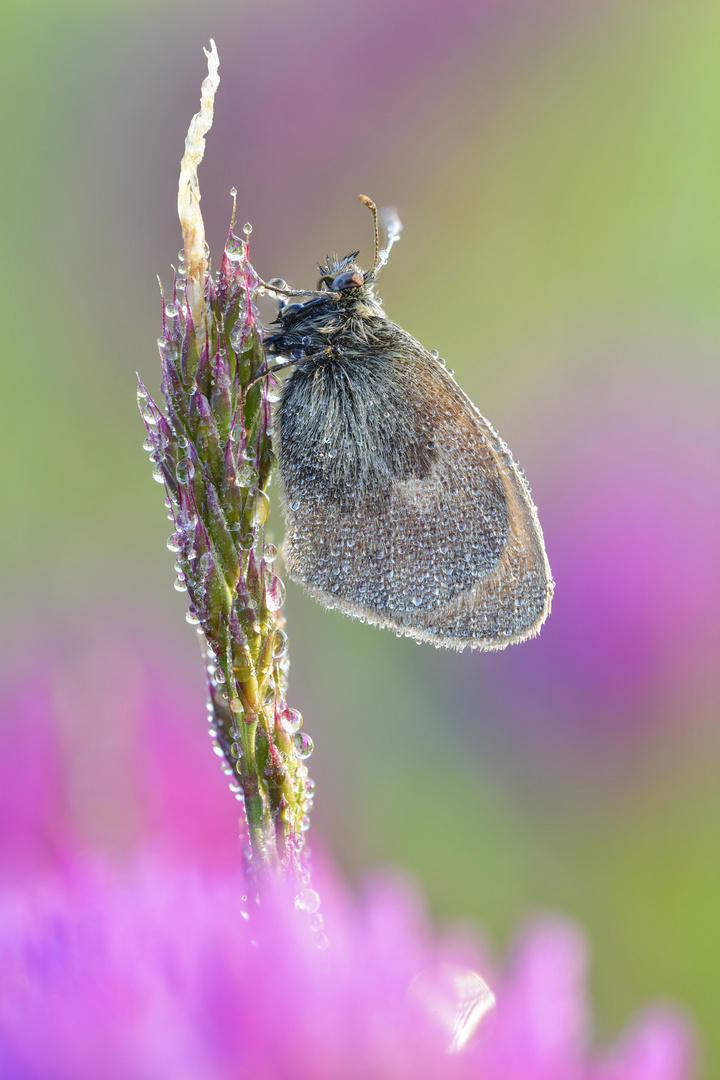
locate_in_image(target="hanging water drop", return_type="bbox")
[293,731,314,759]
[273,629,288,659]
[286,708,302,732]
[226,235,244,264]
[249,488,271,528]
[294,888,320,914]
[265,573,286,612]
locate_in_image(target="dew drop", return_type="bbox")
[265,573,286,611]
[294,888,320,914]
[226,237,244,264]
[263,680,276,704]
[407,964,495,1053]
[263,544,277,564]
[250,489,271,527]
[273,629,288,659]
[176,460,195,485]
[286,708,303,732]
[293,731,314,759]
[235,464,255,487]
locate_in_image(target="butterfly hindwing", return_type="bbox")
[277,331,552,650]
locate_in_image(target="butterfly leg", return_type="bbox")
[243,347,333,398]
[259,278,339,301]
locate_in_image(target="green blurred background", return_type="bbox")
[2,0,719,1072]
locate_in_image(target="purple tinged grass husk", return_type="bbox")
[138,41,313,899]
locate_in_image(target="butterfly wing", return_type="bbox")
[276,331,552,650]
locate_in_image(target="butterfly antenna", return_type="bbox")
[358,195,380,274]
[358,193,403,278]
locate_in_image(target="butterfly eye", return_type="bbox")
[332,270,364,292]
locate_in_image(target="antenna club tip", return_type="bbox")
[358,194,377,211]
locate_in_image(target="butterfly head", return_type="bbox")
[266,197,402,343]
[316,250,380,304]
[316,196,402,298]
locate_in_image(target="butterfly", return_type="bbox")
[261,197,553,650]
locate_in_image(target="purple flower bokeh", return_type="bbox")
[0,643,696,1079]
[466,363,720,750]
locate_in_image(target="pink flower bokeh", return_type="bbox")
[0,647,696,1079]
